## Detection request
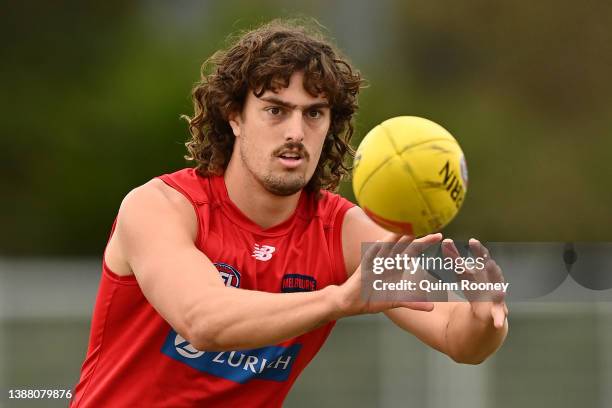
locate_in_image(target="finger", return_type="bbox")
[374,234,411,263]
[469,238,491,261]
[485,259,505,285]
[491,303,506,329]
[479,260,506,302]
[383,233,442,275]
[441,238,461,260]
[363,233,406,261]
[403,233,443,258]
[390,233,415,251]
[395,301,435,312]
[441,239,478,286]
[362,240,385,265]
[418,232,443,242]
[440,239,480,286]
[465,240,495,287]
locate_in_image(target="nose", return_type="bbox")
[284,110,305,143]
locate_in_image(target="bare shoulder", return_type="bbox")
[341,206,389,276]
[121,178,193,221]
[122,178,192,213]
[105,178,198,276]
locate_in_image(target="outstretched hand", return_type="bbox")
[441,238,509,329]
[337,232,443,317]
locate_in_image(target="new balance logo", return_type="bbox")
[252,244,276,261]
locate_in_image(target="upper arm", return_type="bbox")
[341,205,458,354]
[114,179,225,342]
[341,206,389,276]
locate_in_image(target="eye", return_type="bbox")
[265,106,283,116]
[307,109,322,119]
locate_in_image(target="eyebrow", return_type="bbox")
[258,96,330,111]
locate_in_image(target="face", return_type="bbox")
[228,71,331,196]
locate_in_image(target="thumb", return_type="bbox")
[491,304,506,328]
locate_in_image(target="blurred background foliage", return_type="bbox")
[2,0,611,256]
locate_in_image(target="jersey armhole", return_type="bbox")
[157,174,205,248]
[329,200,355,285]
[102,218,138,283]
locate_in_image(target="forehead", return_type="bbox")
[253,71,329,106]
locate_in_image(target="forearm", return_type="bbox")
[445,302,508,364]
[187,285,342,351]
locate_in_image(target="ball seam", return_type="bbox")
[381,125,437,231]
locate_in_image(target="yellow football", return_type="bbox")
[352,116,468,237]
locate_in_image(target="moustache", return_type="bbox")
[272,142,310,160]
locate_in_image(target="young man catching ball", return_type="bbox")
[71,19,508,407]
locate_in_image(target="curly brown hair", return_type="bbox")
[183,19,364,193]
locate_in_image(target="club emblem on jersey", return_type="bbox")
[252,244,276,261]
[214,262,241,288]
[281,274,317,293]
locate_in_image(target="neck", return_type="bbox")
[224,158,302,229]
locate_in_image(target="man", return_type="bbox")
[71,20,508,407]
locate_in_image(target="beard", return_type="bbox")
[259,173,306,196]
[240,138,309,196]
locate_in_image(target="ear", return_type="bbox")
[228,111,242,138]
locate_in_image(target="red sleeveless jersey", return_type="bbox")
[71,168,354,407]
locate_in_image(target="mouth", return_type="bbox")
[276,150,305,169]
